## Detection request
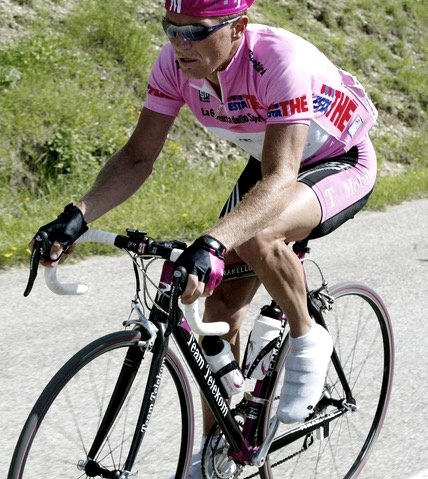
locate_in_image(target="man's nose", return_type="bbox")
[170,35,192,51]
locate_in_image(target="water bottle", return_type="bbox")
[202,336,245,396]
[243,301,283,380]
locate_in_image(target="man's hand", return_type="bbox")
[174,235,226,304]
[29,204,88,265]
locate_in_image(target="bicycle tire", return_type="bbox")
[8,329,194,479]
[261,282,394,479]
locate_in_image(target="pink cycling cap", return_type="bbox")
[164,0,255,17]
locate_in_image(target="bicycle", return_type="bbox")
[8,227,394,478]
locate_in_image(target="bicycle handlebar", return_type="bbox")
[43,229,230,336]
[180,297,229,336]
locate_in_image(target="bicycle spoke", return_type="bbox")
[261,283,393,479]
[9,332,194,479]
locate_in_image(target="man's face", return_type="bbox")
[163,12,246,81]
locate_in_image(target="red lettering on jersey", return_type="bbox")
[243,94,263,110]
[321,84,335,97]
[278,95,309,117]
[326,91,357,132]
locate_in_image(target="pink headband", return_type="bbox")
[164,0,255,17]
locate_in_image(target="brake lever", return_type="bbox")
[172,266,187,294]
[165,267,187,336]
[23,231,51,297]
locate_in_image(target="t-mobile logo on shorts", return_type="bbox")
[324,169,374,209]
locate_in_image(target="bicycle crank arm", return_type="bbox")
[251,415,279,467]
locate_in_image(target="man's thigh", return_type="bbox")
[220,156,321,242]
[221,138,377,242]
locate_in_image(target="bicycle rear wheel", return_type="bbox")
[262,282,394,479]
[8,329,194,479]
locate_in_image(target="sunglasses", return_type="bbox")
[162,16,241,42]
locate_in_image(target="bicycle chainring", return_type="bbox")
[201,427,243,479]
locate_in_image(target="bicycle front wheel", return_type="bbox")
[262,282,394,479]
[8,329,194,479]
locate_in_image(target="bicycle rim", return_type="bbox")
[262,282,394,479]
[8,330,194,479]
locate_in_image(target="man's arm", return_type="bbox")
[206,123,308,250]
[77,107,175,223]
[179,123,308,303]
[34,108,175,263]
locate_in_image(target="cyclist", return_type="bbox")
[32,0,378,476]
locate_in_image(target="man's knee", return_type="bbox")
[235,233,284,268]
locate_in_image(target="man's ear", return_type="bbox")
[233,15,249,39]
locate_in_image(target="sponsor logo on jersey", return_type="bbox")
[227,94,263,111]
[248,50,267,75]
[199,91,211,102]
[199,93,264,124]
[313,84,358,133]
[268,95,309,118]
[201,108,263,125]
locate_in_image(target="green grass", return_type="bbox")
[0,0,427,269]
[369,167,428,209]
[0,144,246,268]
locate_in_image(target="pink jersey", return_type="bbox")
[145,24,378,165]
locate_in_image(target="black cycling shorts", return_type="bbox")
[219,137,377,239]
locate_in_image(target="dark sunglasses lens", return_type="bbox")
[187,28,211,41]
[161,17,212,41]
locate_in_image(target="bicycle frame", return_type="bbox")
[41,234,357,476]
[170,255,354,468]
[13,226,393,479]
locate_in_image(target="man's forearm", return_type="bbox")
[77,149,153,223]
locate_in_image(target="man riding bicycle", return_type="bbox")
[31,1,378,477]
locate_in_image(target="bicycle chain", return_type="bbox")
[204,424,313,479]
[203,397,317,479]
[239,435,312,479]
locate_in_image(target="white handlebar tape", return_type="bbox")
[43,229,230,336]
[182,301,230,336]
[44,263,88,295]
[43,230,117,295]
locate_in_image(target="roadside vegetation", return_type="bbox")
[0,0,426,268]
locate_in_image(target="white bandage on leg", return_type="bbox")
[277,323,333,424]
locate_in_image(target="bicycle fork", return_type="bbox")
[78,323,169,478]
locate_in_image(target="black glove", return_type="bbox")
[174,235,226,290]
[36,203,88,260]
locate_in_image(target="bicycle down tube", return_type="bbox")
[80,256,255,474]
[79,238,349,471]
[166,259,255,462]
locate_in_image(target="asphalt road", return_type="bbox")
[1,198,427,478]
